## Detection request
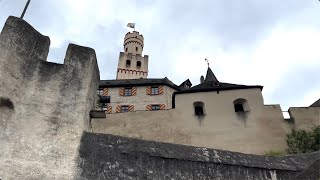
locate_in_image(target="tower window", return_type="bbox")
[124,88,132,96]
[121,105,129,112]
[151,105,160,111]
[137,61,141,67]
[125,47,128,52]
[136,47,138,51]
[193,101,205,115]
[126,60,131,67]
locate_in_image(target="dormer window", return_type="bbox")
[126,60,131,67]
[137,61,141,68]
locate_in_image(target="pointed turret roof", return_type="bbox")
[205,67,219,84]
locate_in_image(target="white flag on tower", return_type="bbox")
[127,23,135,29]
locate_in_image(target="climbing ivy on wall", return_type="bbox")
[286,125,320,154]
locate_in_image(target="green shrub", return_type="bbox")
[286,126,320,154]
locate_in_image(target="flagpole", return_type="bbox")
[20,0,31,19]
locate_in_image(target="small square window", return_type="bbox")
[151,105,160,111]
[124,88,132,96]
[121,105,129,112]
[151,87,159,95]
[97,89,103,96]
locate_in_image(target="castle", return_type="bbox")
[0,16,319,179]
[94,29,320,155]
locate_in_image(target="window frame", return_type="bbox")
[121,105,129,112]
[97,89,103,96]
[151,104,160,111]
[151,86,159,95]
[124,87,132,96]
[137,61,142,68]
[126,59,131,67]
[193,101,205,116]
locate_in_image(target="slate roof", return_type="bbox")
[175,81,263,94]
[99,77,180,90]
[205,67,219,83]
[310,98,320,107]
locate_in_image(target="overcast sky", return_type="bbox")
[0,0,319,110]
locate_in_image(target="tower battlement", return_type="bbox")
[123,31,144,55]
[0,16,100,178]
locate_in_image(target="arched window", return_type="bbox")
[193,101,205,115]
[126,60,131,67]
[233,98,249,112]
[137,61,141,67]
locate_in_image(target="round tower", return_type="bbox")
[116,31,149,79]
[123,31,144,55]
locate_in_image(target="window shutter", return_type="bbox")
[132,87,137,96]
[116,105,121,113]
[103,88,108,96]
[129,105,134,112]
[159,86,164,94]
[119,87,125,96]
[160,104,165,110]
[146,86,151,95]
[146,104,152,111]
[106,105,112,114]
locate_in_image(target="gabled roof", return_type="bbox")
[99,77,180,90]
[175,81,263,95]
[310,99,320,107]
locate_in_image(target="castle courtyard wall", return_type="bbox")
[289,107,320,130]
[92,89,293,155]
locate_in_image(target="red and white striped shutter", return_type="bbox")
[160,104,165,110]
[146,104,152,111]
[132,87,137,96]
[106,105,112,114]
[102,88,108,96]
[116,105,121,113]
[129,105,134,112]
[146,86,151,95]
[119,87,125,96]
[159,86,164,94]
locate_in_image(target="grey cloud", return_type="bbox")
[267,65,320,109]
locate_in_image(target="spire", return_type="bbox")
[204,67,219,85]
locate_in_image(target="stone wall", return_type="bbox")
[289,107,320,130]
[91,104,292,154]
[77,132,320,180]
[0,16,99,179]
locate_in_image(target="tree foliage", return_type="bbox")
[286,126,320,154]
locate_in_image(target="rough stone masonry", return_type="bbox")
[0,16,319,180]
[0,16,99,179]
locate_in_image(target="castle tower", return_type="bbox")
[116,31,149,79]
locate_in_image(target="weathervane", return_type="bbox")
[205,58,210,67]
[20,0,31,19]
